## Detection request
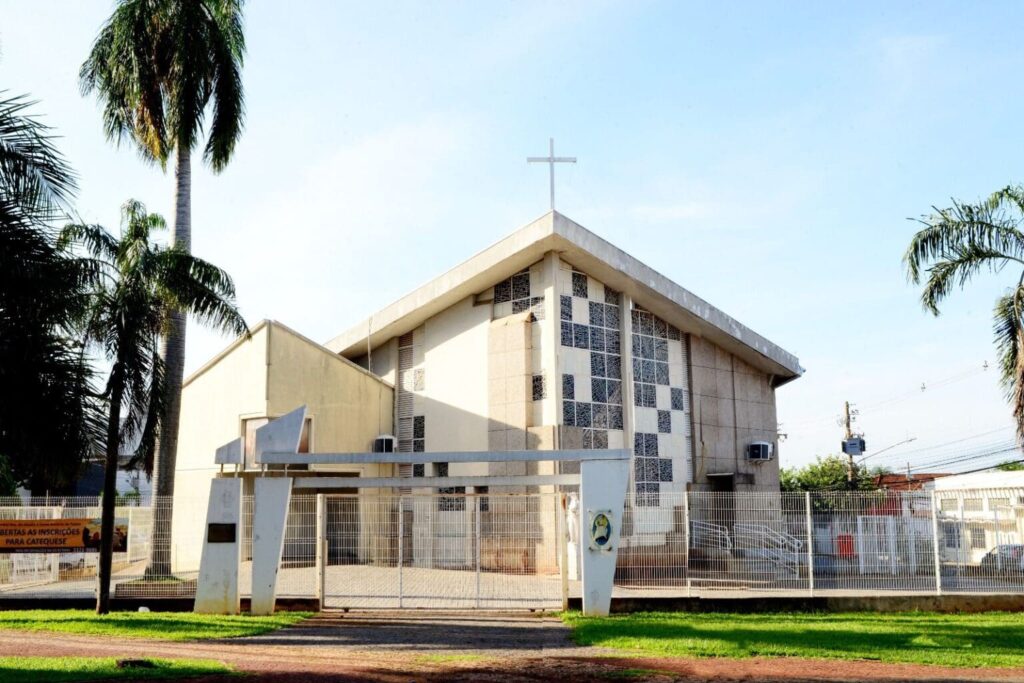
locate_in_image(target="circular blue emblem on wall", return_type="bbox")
[590,512,612,548]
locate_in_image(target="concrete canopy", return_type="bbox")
[325,211,803,386]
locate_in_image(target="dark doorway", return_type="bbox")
[707,473,735,530]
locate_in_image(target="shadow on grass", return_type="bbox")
[0,656,230,683]
[0,610,310,641]
[235,614,579,651]
[566,612,1024,667]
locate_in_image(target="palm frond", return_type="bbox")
[132,349,166,476]
[203,0,245,171]
[0,93,78,220]
[80,0,169,165]
[156,249,249,338]
[81,0,245,169]
[993,287,1024,444]
[165,0,212,155]
[904,187,1024,286]
[919,243,1023,315]
[59,222,120,261]
[0,112,98,490]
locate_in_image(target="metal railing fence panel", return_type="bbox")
[806,491,937,594]
[475,491,562,609]
[0,487,1021,604]
[321,492,562,610]
[611,487,1024,598]
[0,496,190,599]
[322,494,400,608]
[933,487,1024,593]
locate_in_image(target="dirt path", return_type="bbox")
[1,612,1024,682]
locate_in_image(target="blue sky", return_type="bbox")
[3,1,1022,470]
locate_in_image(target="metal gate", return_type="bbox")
[319,493,565,609]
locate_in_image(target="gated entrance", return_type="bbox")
[196,406,631,616]
[319,493,563,609]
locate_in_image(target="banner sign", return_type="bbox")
[0,518,128,553]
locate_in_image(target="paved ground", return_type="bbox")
[6,560,1024,605]
[0,562,568,608]
[3,612,1024,681]
[239,611,587,655]
[313,565,566,609]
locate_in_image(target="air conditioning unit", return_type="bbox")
[747,441,774,461]
[372,434,396,453]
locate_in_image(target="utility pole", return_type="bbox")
[840,401,866,489]
[844,401,854,487]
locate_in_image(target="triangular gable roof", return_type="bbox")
[325,211,803,385]
[185,319,392,389]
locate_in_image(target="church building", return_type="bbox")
[170,211,802,571]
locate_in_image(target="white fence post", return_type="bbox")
[683,490,691,598]
[475,495,482,609]
[993,502,1002,572]
[397,497,404,609]
[805,492,814,597]
[559,492,569,611]
[930,491,942,595]
[50,505,60,583]
[315,493,325,607]
[958,495,967,571]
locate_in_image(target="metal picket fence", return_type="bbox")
[613,487,1024,597]
[317,493,563,609]
[0,496,185,600]
[0,487,1022,604]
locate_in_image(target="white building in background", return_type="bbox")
[170,211,803,572]
[929,470,1024,565]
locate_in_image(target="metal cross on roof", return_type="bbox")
[527,137,576,211]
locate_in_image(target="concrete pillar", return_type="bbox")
[195,477,243,614]
[579,457,629,616]
[250,477,292,615]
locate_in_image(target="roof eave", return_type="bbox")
[327,211,803,381]
[548,212,803,380]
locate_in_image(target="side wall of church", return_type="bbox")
[688,336,780,492]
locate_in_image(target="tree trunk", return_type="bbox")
[96,370,124,614]
[147,146,191,578]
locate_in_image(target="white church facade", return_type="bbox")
[170,211,802,573]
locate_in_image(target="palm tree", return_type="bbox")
[80,0,245,575]
[905,185,1024,443]
[62,200,247,614]
[0,92,101,492]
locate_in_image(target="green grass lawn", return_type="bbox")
[0,657,231,683]
[562,611,1024,668]
[0,610,310,641]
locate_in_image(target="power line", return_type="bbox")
[901,440,1017,469]
[932,458,1024,477]
[906,445,1022,474]
[782,363,990,429]
[872,432,1016,467]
